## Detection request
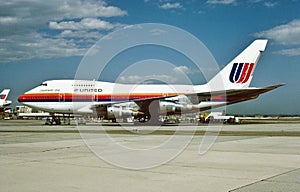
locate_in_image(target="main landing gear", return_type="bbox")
[45,114,71,125]
[134,100,162,126]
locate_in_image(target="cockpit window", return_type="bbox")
[40,83,47,86]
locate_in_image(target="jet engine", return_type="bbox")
[93,104,140,122]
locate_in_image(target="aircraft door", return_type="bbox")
[59,93,65,102]
[162,91,168,97]
[93,94,98,102]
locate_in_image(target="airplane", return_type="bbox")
[0,89,11,108]
[0,89,11,117]
[18,40,284,125]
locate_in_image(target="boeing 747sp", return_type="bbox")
[18,40,284,124]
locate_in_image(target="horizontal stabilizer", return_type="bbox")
[195,84,284,103]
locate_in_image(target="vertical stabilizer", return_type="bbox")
[0,89,10,107]
[208,40,268,90]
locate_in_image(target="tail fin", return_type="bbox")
[208,40,268,90]
[0,89,10,106]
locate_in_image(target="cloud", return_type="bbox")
[249,0,263,3]
[255,19,300,57]
[206,0,236,5]
[249,0,278,7]
[273,48,300,56]
[0,32,87,62]
[49,18,115,31]
[57,0,127,18]
[0,17,19,24]
[263,1,278,7]
[0,0,126,35]
[117,66,201,84]
[159,2,182,9]
[0,0,127,63]
[254,19,300,45]
[150,29,167,36]
[173,66,191,74]
[118,75,177,84]
[58,30,103,39]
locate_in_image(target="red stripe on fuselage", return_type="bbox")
[18,93,179,102]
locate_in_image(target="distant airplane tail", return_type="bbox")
[0,89,10,107]
[208,40,268,90]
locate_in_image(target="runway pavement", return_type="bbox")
[0,120,300,192]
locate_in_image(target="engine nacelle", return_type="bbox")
[160,100,198,115]
[93,105,137,120]
[94,100,199,121]
[107,106,138,119]
[159,101,177,115]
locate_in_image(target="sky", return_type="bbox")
[0,0,299,115]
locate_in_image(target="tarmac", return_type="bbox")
[0,120,300,192]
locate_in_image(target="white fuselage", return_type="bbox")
[18,80,227,114]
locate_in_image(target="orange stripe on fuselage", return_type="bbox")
[18,92,179,102]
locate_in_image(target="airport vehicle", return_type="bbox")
[199,112,239,124]
[18,40,283,124]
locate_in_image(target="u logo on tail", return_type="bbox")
[229,63,254,84]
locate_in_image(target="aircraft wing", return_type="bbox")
[195,84,285,102]
[130,84,284,114]
[92,84,284,116]
[125,84,284,104]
